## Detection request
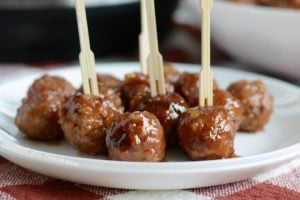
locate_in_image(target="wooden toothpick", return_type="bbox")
[145,0,166,97]
[76,0,99,96]
[139,0,149,75]
[199,0,213,107]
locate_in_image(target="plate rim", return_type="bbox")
[0,131,299,173]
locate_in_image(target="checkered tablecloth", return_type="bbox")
[0,155,299,200]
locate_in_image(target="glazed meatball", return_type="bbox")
[214,89,243,131]
[231,0,260,4]
[78,81,123,109]
[106,111,166,162]
[175,72,219,107]
[227,80,273,132]
[79,74,122,96]
[256,0,300,8]
[178,106,235,160]
[164,64,181,84]
[121,73,150,106]
[97,74,121,92]
[59,93,123,155]
[97,86,123,109]
[289,0,300,8]
[129,92,188,146]
[121,72,174,108]
[15,75,76,141]
[232,0,300,8]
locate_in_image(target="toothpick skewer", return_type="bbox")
[76,0,99,96]
[139,0,149,75]
[199,0,213,107]
[145,0,166,97]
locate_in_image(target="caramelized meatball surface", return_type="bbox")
[59,93,123,155]
[97,74,121,93]
[15,75,76,141]
[175,72,218,107]
[106,111,166,162]
[214,89,243,131]
[232,0,300,9]
[178,106,235,160]
[121,72,174,108]
[164,64,181,84]
[97,86,124,109]
[227,80,273,132]
[79,74,122,96]
[121,73,150,106]
[129,92,188,146]
[78,83,123,109]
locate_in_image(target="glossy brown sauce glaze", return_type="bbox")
[14,70,275,162]
[121,73,150,107]
[106,111,166,162]
[59,93,123,155]
[78,74,122,98]
[232,0,300,9]
[97,86,124,109]
[214,89,243,131]
[227,80,273,132]
[129,92,188,146]
[78,82,123,108]
[175,72,219,107]
[96,74,122,93]
[15,75,76,141]
[121,72,175,109]
[178,106,235,160]
[164,64,181,85]
[47,140,62,146]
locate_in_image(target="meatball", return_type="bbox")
[129,92,188,146]
[164,64,180,84]
[175,72,219,107]
[178,106,235,160]
[96,74,121,92]
[227,80,273,132]
[15,75,76,141]
[79,74,122,95]
[256,0,298,8]
[214,89,243,131]
[97,86,123,109]
[121,72,174,108]
[232,0,300,8]
[78,79,123,109]
[106,111,166,162]
[231,0,261,5]
[289,0,300,8]
[121,73,150,106]
[59,93,123,155]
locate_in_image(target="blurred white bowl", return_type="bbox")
[187,0,300,79]
[212,0,300,78]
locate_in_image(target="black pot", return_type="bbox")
[0,0,178,62]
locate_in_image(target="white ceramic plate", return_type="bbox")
[0,62,299,190]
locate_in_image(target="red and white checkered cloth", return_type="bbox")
[0,155,299,200]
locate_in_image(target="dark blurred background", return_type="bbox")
[0,0,298,85]
[0,0,178,62]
